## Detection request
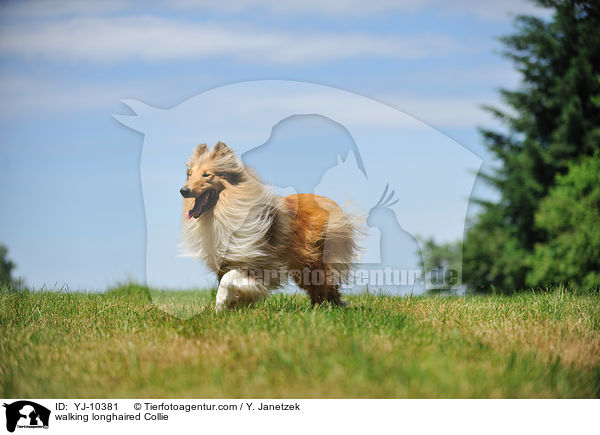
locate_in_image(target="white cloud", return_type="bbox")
[0,16,461,64]
[0,70,215,118]
[444,0,553,21]
[181,0,552,20]
[175,0,426,16]
[399,65,521,89]
[0,0,131,20]
[246,88,506,128]
[0,0,552,21]
[383,94,502,128]
[0,70,506,129]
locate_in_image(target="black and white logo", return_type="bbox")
[3,401,50,433]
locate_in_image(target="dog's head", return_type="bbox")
[180,142,245,219]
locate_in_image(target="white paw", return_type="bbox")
[215,269,267,313]
[215,290,232,313]
[215,300,226,313]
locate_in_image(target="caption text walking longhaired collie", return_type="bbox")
[180,142,362,312]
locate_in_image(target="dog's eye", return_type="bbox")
[203,172,210,177]
[186,170,191,178]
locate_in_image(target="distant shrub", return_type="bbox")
[0,244,16,287]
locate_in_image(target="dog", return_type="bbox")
[180,142,362,312]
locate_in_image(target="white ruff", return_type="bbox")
[180,175,287,275]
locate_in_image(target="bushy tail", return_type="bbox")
[322,201,366,285]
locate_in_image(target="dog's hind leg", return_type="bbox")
[289,266,346,307]
[215,269,269,313]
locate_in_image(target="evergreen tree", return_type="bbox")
[528,154,600,289]
[0,244,15,287]
[463,0,600,291]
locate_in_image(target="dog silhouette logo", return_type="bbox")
[3,401,50,432]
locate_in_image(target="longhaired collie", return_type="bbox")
[180,142,362,312]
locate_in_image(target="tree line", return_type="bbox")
[424,0,600,292]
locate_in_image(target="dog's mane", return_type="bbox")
[180,161,287,274]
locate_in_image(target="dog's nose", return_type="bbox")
[180,186,191,198]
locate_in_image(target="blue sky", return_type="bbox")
[0,0,551,290]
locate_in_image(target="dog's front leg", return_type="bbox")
[215,269,268,313]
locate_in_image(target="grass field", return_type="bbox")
[1,285,599,398]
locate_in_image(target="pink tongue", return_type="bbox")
[186,210,191,219]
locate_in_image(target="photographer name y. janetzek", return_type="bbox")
[257,403,300,411]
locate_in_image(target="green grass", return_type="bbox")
[1,285,599,398]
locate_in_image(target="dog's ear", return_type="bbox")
[211,141,233,158]
[193,144,208,158]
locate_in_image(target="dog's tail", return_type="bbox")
[322,200,366,285]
